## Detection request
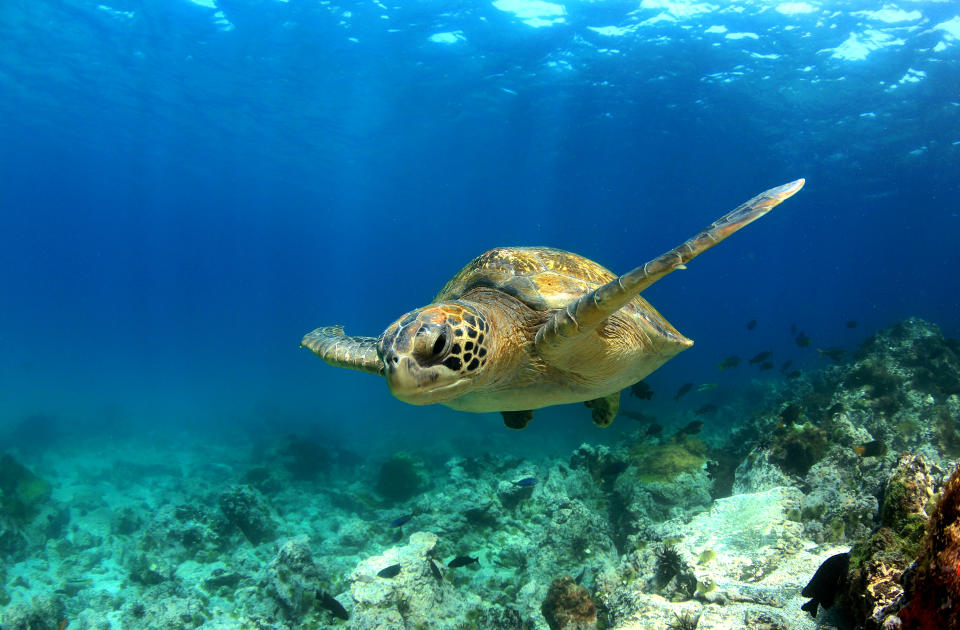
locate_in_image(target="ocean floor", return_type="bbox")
[2,317,959,630]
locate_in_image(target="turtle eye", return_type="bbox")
[432,332,448,357]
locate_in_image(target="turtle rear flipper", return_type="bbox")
[584,392,620,427]
[535,179,805,360]
[301,326,385,376]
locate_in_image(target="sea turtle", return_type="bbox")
[302,179,804,429]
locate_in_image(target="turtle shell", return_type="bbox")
[435,246,620,310]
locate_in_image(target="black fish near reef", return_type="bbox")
[786,370,802,379]
[780,360,793,373]
[694,404,717,416]
[801,552,850,618]
[621,409,656,424]
[758,361,775,371]
[749,351,772,364]
[429,559,443,583]
[855,440,885,457]
[630,381,653,399]
[747,319,757,330]
[378,564,402,578]
[600,460,629,477]
[318,591,349,620]
[717,356,741,370]
[795,333,811,347]
[846,320,858,328]
[673,382,694,401]
[389,514,414,528]
[645,423,664,437]
[818,347,846,362]
[448,555,480,568]
[779,403,802,424]
[679,420,704,435]
[513,477,537,487]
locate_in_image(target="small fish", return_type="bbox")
[318,591,350,620]
[818,347,846,362]
[377,564,402,578]
[600,461,629,477]
[694,404,718,416]
[645,423,664,437]
[574,566,587,584]
[696,383,718,392]
[630,381,654,400]
[801,552,850,618]
[758,361,775,371]
[749,351,772,364]
[679,420,704,435]
[717,356,741,370]
[673,383,694,401]
[795,333,812,347]
[846,320,858,328]
[791,323,798,335]
[389,514,414,528]
[621,410,655,424]
[447,555,480,568]
[513,477,537,487]
[854,440,885,457]
[747,319,757,330]
[786,370,802,379]
[780,360,793,373]
[429,559,443,583]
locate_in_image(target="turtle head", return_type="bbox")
[378,302,490,405]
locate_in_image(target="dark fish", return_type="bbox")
[758,361,775,371]
[694,404,717,416]
[645,423,663,437]
[854,440,885,457]
[600,461,629,477]
[621,410,656,424]
[575,567,587,584]
[747,319,757,330]
[679,420,704,435]
[377,564,402,578]
[630,381,654,400]
[389,514,414,528]
[791,323,798,335]
[818,347,846,362]
[779,403,802,424]
[717,356,741,370]
[447,555,480,568]
[429,559,443,583]
[513,477,537,487]
[795,333,811,347]
[780,360,793,373]
[801,552,850,618]
[846,320,858,328]
[673,383,694,401]
[749,351,772,364]
[318,591,349,620]
[786,370,802,379]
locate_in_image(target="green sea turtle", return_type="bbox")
[302,179,804,429]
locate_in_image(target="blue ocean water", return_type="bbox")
[3,1,960,628]
[1,0,959,454]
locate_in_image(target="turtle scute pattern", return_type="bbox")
[436,247,616,312]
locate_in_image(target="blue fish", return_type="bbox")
[389,514,414,528]
[513,477,537,487]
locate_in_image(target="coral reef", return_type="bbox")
[375,453,428,502]
[217,484,278,544]
[897,461,960,630]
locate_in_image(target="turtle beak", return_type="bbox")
[384,354,440,404]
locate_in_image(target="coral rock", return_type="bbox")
[897,462,960,630]
[541,575,597,630]
[262,535,323,618]
[217,484,277,544]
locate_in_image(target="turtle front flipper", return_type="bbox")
[301,326,385,376]
[535,179,805,359]
[584,392,620,427]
